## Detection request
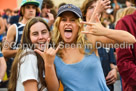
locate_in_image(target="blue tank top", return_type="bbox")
[54,49,109,91]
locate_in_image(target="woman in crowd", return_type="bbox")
[35,3,136,91]
[8,17,51,91]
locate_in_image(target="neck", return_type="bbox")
[20,17,30,24]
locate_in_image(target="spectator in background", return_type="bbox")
[114,8,124,25]
[0,50,7,87]
[120,7,136,18]
[2,0,40,79]
[41,0,54,28]
[2,9,12,31]
[81,0,117,90]
[112,0,122,10]
[9,8,20,25]
[0,17,5,43]
[115,0,136,90]
[126,0,133,7]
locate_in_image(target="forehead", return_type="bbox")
[60,11,78,18]
[30,22,48,31]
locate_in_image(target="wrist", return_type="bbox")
[104,28,111,37]
[45,63,54,68]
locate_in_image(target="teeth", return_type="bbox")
[38,42,45,44]
[65,29,72,32]
[65,29,71,30]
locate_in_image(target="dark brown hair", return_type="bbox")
[41,0,54,9]
[20,4,40,16]
[131,0,136,5]
[80,0,97,21]
[8,17,50,91]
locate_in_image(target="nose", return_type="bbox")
[65,21,71,26]
[38,33,43,39]
[30,7,35,12]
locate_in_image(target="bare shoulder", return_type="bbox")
[6,24,16,41]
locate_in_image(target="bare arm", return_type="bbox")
[0,57,7,80]
[2,24,18,58]
[35,38,60,91]
[95,28,136,44]
[23,80,38,91]
[45,65,59,91]
[82,0,136,46]
[0,18,5,35]
[90,0,111,22]
[82,21,136,46]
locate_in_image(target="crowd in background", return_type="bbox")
[0,0,136,91]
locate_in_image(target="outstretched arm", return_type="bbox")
[81,20,136,45]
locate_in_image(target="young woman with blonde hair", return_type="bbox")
[35,3,136,91]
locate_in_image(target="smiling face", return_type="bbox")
[30,22,50,51]
[59,11,79,43]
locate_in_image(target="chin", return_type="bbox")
[64,39,75,44]
[28,16,35,19]
[37,47,44,52]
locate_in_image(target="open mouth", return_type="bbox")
[64,29,72,38]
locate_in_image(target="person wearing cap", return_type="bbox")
[35,3,136,91]
[115,0,136,91]
[2,0,40,79]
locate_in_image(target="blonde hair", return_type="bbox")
[120,7,136,18]
[115,7,136,25]
[115,8,124,25]
[52,17,95,57]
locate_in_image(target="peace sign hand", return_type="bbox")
[81,16,107,36]
[34,38,60,66]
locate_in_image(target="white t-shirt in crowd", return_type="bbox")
[16,49,47,91]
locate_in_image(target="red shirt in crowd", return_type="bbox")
[115,11,136,91]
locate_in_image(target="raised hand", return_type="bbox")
[34,38,60,66]
[96,0,111,14]
[81,15,107,36]
[90,0,111,22]
[47,12,54,27]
